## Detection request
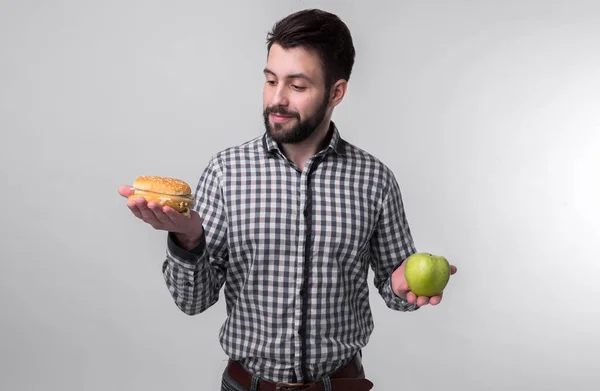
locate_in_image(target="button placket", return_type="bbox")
[293,168,307,379]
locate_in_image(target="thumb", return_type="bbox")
[393,281,411,300]
[396,281,410,294]
[118,185,135,198]
[392,266,410,297]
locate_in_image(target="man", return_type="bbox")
[119,9,457,391]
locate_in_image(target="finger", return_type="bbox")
[416,296,430,307]
[450,265,458,274]
[147,202,176,227]
[163,206,188,223]
[135,199,163,227]
[118,185,135,198]
[429,294,443,306]
[406,291,417,304]
[126,199,144,219]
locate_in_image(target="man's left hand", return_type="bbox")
[391,259,458,307]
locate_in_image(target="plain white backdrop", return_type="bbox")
[1,0,599,390]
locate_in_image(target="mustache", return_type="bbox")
[264,106,300,119]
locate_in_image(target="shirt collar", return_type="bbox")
[262,121,346,157]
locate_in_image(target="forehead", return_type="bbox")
[265,43,324,83]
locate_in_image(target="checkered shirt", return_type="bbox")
[162,123,419,383]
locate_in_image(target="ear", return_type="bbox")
[328,79,348,108]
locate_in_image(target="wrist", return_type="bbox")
[174,230,203,250]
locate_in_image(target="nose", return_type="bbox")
[271,84,289,107]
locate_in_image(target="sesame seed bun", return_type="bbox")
[128,176,195,216]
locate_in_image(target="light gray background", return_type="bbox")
[1,0,599,390]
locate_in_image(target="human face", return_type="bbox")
[263,43,330,144]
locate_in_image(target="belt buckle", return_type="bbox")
[275,382,305,390]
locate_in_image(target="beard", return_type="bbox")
[263,92,330,144]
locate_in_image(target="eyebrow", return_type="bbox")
[263,68,313,84]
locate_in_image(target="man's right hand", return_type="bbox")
[118,185,204,250]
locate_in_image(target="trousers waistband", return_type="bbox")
[226,353,373,391]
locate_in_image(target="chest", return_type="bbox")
[223,158,383,253]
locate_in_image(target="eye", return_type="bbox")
[266,80,277,86]
[292,85,307,91]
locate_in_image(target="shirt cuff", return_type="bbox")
[167,231,206,264]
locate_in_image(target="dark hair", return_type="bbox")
[266,9,356,89]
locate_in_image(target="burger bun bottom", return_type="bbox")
[128,189,194,217]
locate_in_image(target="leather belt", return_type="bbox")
[226,353,373,391]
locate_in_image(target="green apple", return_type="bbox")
[404,252,451,297]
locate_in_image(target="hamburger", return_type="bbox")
[128,175,195,216]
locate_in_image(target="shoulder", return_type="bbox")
[214,134,264,160]
[206,134,265,171]
[341,138,397,186]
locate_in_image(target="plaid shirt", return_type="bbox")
[162,123,419,383]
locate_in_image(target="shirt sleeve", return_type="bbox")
[161,156,229,315]
[369,170,420,312]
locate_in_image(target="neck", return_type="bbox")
[280,120,332,171]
